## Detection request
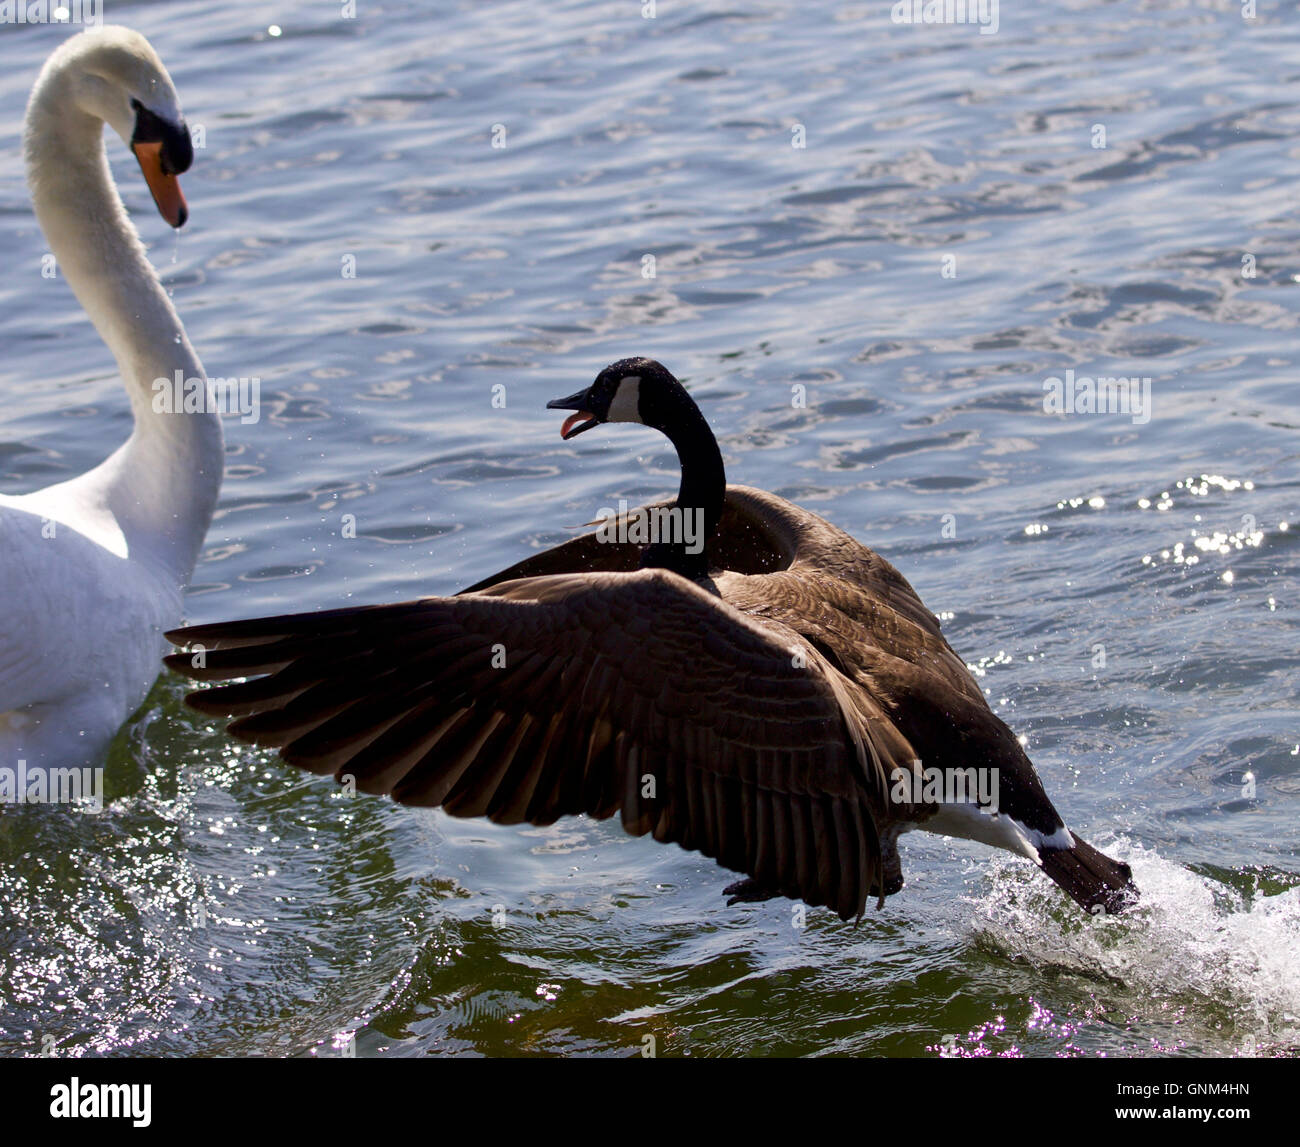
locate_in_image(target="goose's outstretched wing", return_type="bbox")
[166,568,907,919]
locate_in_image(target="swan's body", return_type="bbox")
[0,28,222,771]
[167,359,1134,919]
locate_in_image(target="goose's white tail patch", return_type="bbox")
[921,801,1071,864]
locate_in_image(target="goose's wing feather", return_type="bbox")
[457,528,642,592]
[458,485,812,594]
[166,568,902,919]
[717,485,949,640]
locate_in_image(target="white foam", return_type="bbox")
[968,838,1300,1054]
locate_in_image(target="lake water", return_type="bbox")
[0,0,1297,1058]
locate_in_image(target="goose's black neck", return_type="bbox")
[641,391,725,581]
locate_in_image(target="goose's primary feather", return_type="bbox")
[168,359,1135,920]
[0,28,222,772]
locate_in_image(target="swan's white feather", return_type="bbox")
[0,500,180,767]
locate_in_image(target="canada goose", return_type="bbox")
[0,28,222,772]
[165,358,1135,920]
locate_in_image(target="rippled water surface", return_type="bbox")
[1,0,1298,1058]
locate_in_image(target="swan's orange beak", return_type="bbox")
[132,141,189,229]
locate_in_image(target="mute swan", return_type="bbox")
[166,359,1135,919]
[0,28,222,777]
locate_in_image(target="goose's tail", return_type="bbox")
[1039,834,1137,915]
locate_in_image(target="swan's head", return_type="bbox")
[48,26,193,227]
[548,357,691,440]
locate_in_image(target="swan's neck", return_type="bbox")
[23,77,222,582]
[641,401,725,580]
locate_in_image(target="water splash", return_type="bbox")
[967,839,1300,1056]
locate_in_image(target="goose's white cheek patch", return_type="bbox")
[607,376,641,423]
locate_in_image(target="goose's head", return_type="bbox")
[46,27,193,227]
[549,357,724,578]
[547,357,692,440]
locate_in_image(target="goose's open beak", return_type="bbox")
[547,389,599,440]
[132,141,188,228]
